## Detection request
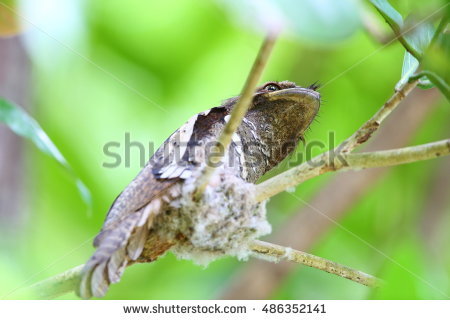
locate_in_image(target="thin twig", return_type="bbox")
[249,240,383,288]
[339,80,419,153]
[345,139,450,169]
[412,71,450,101]
[194,33,278,199]
[393,30,423,61]
[255,139,450,202]
[26,235,385,300]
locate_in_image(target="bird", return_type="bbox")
[77,80,321,298]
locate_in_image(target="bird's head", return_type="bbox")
[226,80,321,180]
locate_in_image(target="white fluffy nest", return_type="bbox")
[163,169,271,266]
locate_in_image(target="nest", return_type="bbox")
[154,169,271,266]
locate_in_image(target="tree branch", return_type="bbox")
[339,79,419,153]
[26,236,386,299]
[344,140,450,169]
[255,139,450,202]
[194,33,278,199]
[26,265,83,300]
[249,240,383,288]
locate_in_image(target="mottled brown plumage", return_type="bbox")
[77,81,320,298]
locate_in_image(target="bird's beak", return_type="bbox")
[264,87,320,109]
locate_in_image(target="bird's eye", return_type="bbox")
[264,84,280,91]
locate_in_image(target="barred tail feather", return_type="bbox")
[127,224,148,260]
[77,190,172,299]
[77,202,159,299]
[107,246,127,284]
[91,261,109,297]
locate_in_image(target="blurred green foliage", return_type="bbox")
[0,0,449,299]
[0,99,91,206]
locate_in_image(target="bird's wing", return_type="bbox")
[78,107,228,299]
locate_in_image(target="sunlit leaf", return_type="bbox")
[369,0,403,32]
[396,52,433,91]
[395,20,436,90]
[403,20,435,57]
[370,0,425,59]
[0,98,92,208]
[417,77,434,89]
[396,52,419,91]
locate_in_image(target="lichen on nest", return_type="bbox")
[156,169,271,266]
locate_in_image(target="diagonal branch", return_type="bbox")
[339,79,419,153]
[344,139,450,169]
[249,240,383,288]
[24,265,84,300]
[194,33,278,199]
[255,139,450,202]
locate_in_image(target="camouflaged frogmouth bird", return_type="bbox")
[78,81,320,298]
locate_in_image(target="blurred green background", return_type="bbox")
[0,0,449,299]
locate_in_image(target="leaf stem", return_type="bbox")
[412,71,450,101]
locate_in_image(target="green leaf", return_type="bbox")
[396,52,419,91]
[396,52,433,91]
[396,20,436,90]
[370,0,422,59]
[369,0,403,32]
[417,71,450,101]
[417,78,434,89]
[0,98,92,208]
[403,20,435,57]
